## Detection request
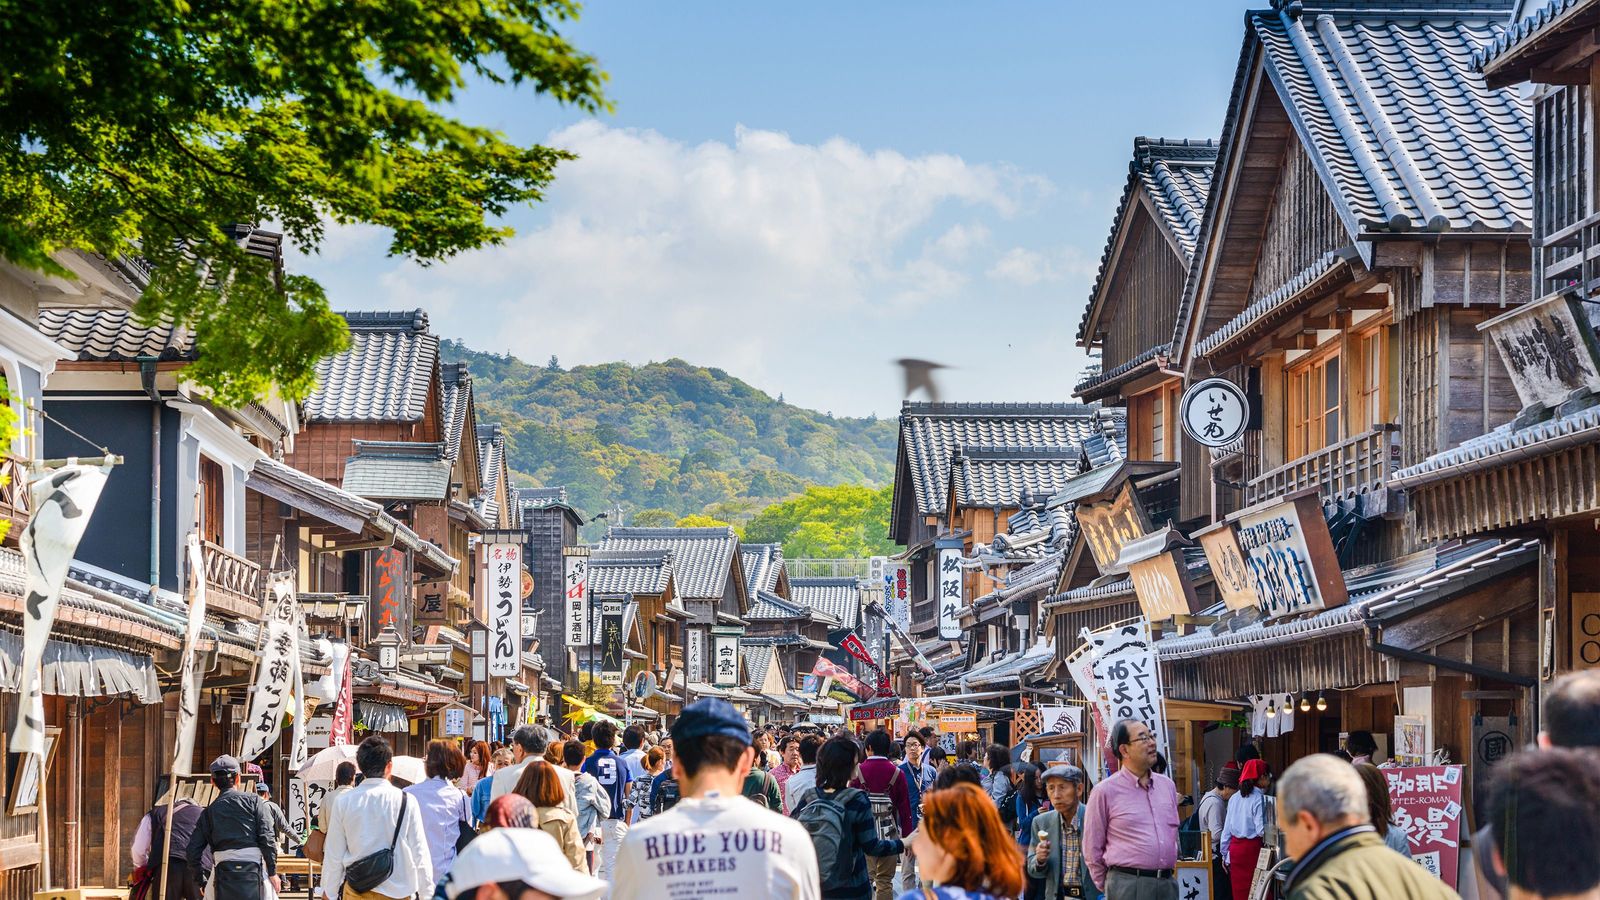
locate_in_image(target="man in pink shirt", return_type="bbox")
[1083,719,1180,899]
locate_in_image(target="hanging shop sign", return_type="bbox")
[685,627,707,683]
[563,549,590,649]
[712,627,741,687]
[485,542,523,677]
[1231,491,1347,619]
[1037,705,1083,735]
[1180,377,1249,449]
[1066,641,1111,745]
[937,546,964,640]
[1193,519,1262,611]
[1571,592,1600,668]
[848,698,902,722]
[1084,618,1168,755]
[1117,526,1202,621]
[1076,482,1152,576]
[1481,290,1600,409]
[1385,766,1465,888]
[238,573,308,765]
[938,713,978,734]
[598,596,627,685]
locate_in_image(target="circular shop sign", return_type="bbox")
[1180,378,1249,448]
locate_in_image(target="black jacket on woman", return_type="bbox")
[811,787,906,899]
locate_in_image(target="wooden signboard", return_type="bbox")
[939,713,977,734]
[1230,491,1347,620]
[1127,548,1202,621]
[1194,519,1261,611]
[1572,592,1600,669]
[1480,290,1600,409]
[1076,482,1152,576]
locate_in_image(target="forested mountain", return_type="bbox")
[442,341,897,531]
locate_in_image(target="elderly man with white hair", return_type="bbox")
[1275,754,1458,900]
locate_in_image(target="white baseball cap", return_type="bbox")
[444,829,605,900]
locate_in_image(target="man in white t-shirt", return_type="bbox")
[612,699,820,900]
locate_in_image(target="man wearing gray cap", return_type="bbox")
[185,755,278,900]
[1027,765,1099,900]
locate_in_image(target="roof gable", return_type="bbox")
[303,310,439,423]
[1077,138,1217,346]
[474,423,509,528]
[790,577,861,630]
[740,543,788,597]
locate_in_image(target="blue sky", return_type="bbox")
[290,2,1245,417]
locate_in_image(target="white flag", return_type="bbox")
[239,573,305,765]
[10,464,111,755]
[172,533,209,774]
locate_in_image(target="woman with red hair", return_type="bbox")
[1221,758,1271,900]
[900,782,1025,900]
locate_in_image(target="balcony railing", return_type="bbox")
[1537,209,1600,300]
[203,539,263,617]
[1245,425,1401,512]
[0,456,27,546]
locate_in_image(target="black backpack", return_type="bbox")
[797,787,861,893]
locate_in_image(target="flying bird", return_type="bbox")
[896,358,950,403]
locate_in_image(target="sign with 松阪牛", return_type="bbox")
[937,546,964,640]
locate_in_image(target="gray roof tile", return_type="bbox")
[951,445,1085,509]
[1393,403,1600,487]
[474,424,508,528]
[896,402,1126,519]
[741,644,775,691]
[595,526,741,601]
[740,544,787,596]
[1474,0,1591,76]
[1252,5,1530,234]
[342,441,452,501]
[748,590,807,621]
[790,577,862,630]
[1196,249,1356,359]
[38,308,194,362]
[1074,343,1171,397]
[439,363,473,462]
[587,549,674,595]
[303,310,438,423]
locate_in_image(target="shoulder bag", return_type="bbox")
[343,794,408,894]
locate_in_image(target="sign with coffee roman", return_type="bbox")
[1229,491,1347,619]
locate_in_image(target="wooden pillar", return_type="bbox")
[64,696,82,890]
[102,705,123,886]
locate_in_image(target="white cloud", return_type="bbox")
[305,122,1063,413]
[987,244,1098,287]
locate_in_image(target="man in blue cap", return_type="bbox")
[611,699,820,900]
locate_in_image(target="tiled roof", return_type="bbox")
[439,363,473,463]
[587,549,674,596]
[1074,343,1171,398]
[896,402,1126,520]
[474,423,507,527]
[342,441,452,501]
[790,577,861,630]
[991,502,1076,560]
[1393,404,1600,488]
[520,486,568,507]
[595,526,741,601]
[303,310,438,423]
[742,644,775,692]
[1078,138,1217,345]
[1195,249,1356,359]
[1251,3,1530,235]
[38,308,194,361]
[748,590,808,621]
[1475,0,1593,76]
[740,544,787,596]
[951,445,1084,509]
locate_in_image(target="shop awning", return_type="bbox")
[357,700,408,732]
[0,628,160,703]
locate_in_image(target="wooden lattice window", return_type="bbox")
[1350,318,1394,434]
[1128,382,1181,461]
[1287,345,1341,459]
[199,455,225,546]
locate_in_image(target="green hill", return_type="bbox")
[441,341,897,533]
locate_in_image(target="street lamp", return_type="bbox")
[374,626,401,674]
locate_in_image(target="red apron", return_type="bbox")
[1229,835,1264,900]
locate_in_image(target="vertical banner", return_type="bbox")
[1085,619,1168,756]
[891,564,911,635]
[287,777,309,838]
[172,533,210,774]
[712,628,740,687]
[10,463,111,755]
[238,573,303,763]
[1385,766,1465,888]
[937,547,963,640]
[599,597,626,684]
[685,628,706,683]
[368,547,411,637]
[330,643,354,747]
[486,543,522,677]
[563,551,590,650]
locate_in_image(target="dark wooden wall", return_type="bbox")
[1100,206,1187,369]
[1248,138,1346,305]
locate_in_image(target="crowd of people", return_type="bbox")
[131,670,1600,900]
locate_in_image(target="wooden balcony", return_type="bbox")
[203,539,263,617]
[0,456,27,546]
[1245,425,1402,516]
[1537,209,1600,301]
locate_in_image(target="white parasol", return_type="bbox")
[295,744,358,782]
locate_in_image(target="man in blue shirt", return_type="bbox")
[582,720,631,882]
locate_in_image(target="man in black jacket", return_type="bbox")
[187,756,278,900]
